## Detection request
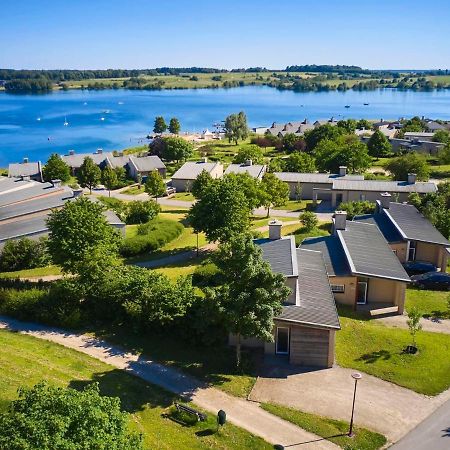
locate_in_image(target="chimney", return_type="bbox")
[69,149,75,156]
[201,157,208,163]
[408,173,417,184]
[268,219,282,240]
[245,159,253,166]
[21,175,30,182]
[72,189,83,198]
[51,179,61,188]
[333,211,347,234]
[338,166,347,177]
[23,157,29,164]
[96,148,103,154]
[380,192,391,209]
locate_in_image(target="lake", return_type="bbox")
[1,86,450,166]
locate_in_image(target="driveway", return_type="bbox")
[249,365,450,443]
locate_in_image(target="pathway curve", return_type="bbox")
[0,316,338,450]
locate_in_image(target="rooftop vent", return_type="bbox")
[23,157,29,164]
[339,166,347,177]
[380,192,391,209]
[268,219,282,240]
[408,173,417,184]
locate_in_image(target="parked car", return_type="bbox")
[411,272,450,290]
[403,261,437,276]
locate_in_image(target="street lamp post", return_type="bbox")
[349,372,362,437]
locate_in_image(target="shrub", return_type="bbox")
[0,238,50,272]
[299,211,318,231]
[125,200,160,224]
[338,200,376,219]
[192,262,223,287]
[0,288,49,322]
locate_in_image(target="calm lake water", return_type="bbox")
[1,86,450,166]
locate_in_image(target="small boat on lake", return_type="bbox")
[100,117,105,121]
[103,110,110,113]
[118,101,124,105]
[364,103,369,106]
[36,117,41,121]
[345,105,350,108]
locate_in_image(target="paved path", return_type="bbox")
[0,316,338,450]
[375,314,450,335]
[392,398,450,450]
[249,365,450,443]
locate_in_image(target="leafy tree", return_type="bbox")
[356,119,372,130]
[46,197,121,273]
[438,142,450,164]
[282,133,306,153]
[232,144,264,164]
[0,237,50,272]
[294,182,302,201]
[284,152,316,172]
[162,137,194,162]
[209,234,289,367]
[432,130,450,143]
[386,153,430,181]
[42,153,71,183]
[114,166,127,184]
[144,170,166,201]
[78,156,101,194]
[260,172,289,217]
[188,177,251,242]
[126,200,160,224]
[101,166,118,197]
[407,307,422,348]
[338,200,376,219]
[225,173,265,209]
[153,116,167,134]
[337,119,357,133]
[367,130,392,158]
[303,124,345,152]
[0,382,142,450]
[268,157,284,173]
[401,116,425,133]
[299,211,318,231]
[192,169,214,199]
[168,117,181,134]
[224,111,248,144]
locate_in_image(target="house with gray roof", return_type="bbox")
[354,193,450,271]
[8,159,43,182]
[301,211,410,316]
[171,159,223,192]
[224,160,266,179]
[265,120,315,138]
[230,220,340,368]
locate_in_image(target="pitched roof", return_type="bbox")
[277,249,340,330]
[353,213,403,243]
[62,152,107,168]
[382,202,450,246]
[337,221,410,282]
[171,161,221,180]
[0,180,64,207]
[275,172,364,184]
[224,163,266,179]
[254,236,298,277]
[129,155,166,172]
[332,179,437,194]
[8,161,42,178]
[300,235,350,277]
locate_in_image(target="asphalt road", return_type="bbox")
[391,399,450,450]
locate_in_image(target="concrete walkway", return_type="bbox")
[249,365,450,444]
[0,316,338,450]
[375,314,450,335]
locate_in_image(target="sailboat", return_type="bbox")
[63,116,69,126]
[36,117,41,121]
[100,117,105,121]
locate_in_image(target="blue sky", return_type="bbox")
[1,0,449,70]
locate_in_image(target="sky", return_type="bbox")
[1,0,450,70]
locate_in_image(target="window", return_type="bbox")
[276,327,289,355]
[408,241,416,261]
[331,284,345,293]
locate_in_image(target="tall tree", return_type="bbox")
[367,130,392,158]
[210,234,289,367]
[168,117,181,134]
[192,169,214,199]
[162,137,194,162]
[386,153,430,181]
[284,152,316,172]
[224,111,248,144]
[153,116,167,134]
[46,197,121,273]
[78,157,101,194]
[42,153,71,183]
[101,166,118,197]
[0,382,143,450]
[144,170,166,201]
[232,144,264,164]
[303,124,345,152]
[282,133,306,153]
[260,172,289,217]
[356,119,372,130]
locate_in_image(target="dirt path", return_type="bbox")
[0,316,338,450]
[375,314,450,334]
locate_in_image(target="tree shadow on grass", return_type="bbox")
[356,350,391,364]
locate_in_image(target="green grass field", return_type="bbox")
[261,403,386,450]
[0,329,270,449]
[121,185,146,195]
[406,288,449,319]
[0,265,62,279]
[336,307,450,395]
[172,192,196,202]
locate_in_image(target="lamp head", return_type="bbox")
[352,372,362,380]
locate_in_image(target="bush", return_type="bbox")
[0,238,50,272]
[0,288,49,322]
[338,200,376,219]
[192,262,223,287]
[125,200,160,224]
[121,218,183,257]
[299,211,318,231]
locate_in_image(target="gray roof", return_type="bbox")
[255,236,298,277]
[62,152,107,168]
[171,161,221,180]
[383,202,450,246]
[337,221,410,282]
[332,179,437,194]
[300,235,350,277]
[224,163,266,179]
[129,155,165,172]
[353,213,403,243]
[0,181,63,207]
[8,162,42,178]
[276,172,364,184]
[0,214,48,242]
[277,249,340,330]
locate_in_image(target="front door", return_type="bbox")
[276,327,289,355]
[357,281,368,304]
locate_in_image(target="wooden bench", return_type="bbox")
[175,403,207,422]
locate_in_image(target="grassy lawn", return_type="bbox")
[121,185,146,195]
[0,265,62,279]
[152,259,203,280]
[406,288,449,319]
[336,307,450,395]
[273,200,313,212]
[0,330,270,449]
[172,192,196,202]
[261,403,386,450]
[250,216,297,229]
